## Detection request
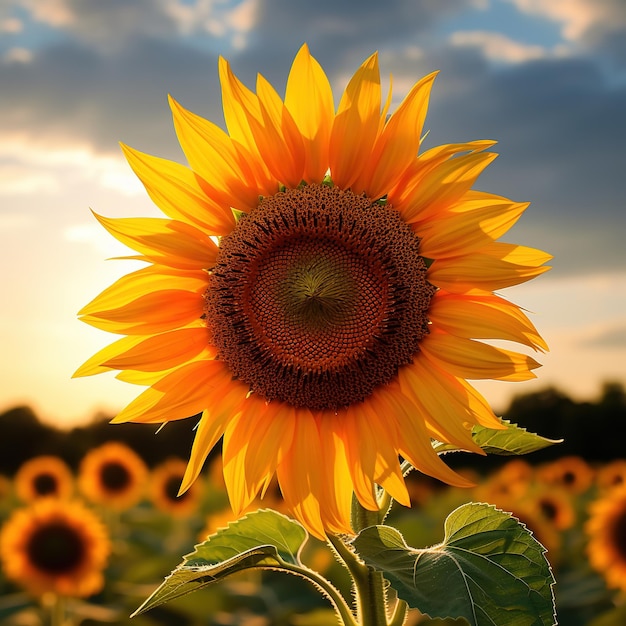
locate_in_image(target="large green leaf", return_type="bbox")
[352,502,556,626]
[133,509,308,616]
[434,419,562,456]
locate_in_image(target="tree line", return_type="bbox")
[0,382,624,476]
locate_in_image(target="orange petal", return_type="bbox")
[169,96,264,211]
[276,411,325,539]
[179,376,250,493]
[285,44,334,183]
[80,290,204,335]
[93,213,218,270]
[354,71,438,199]
[429,291,548,351]
[417,193,528,258]
[329,52,381,190]
[252,74,306,187]
[111,359,232,424]
[317,414,355,534]
[397,361,484,454]
[79,265,206,317]
[428,243,552,293]
[420,330,542,381]
[379,383,475,488]
[120,143,235,235]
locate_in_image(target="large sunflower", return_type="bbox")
[586,485,626,592]
[75,45,550,539]
[0,498,110,597]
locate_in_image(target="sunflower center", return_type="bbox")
[612,509,626,560]
[206,184,435,411]
[539,499,558,521]
[100,461,131,492]
[33,473,58,496]
[165,476,185,502]
[27,522,84,574]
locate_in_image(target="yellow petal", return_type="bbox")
[276,411,325,540]
[428,243,552,293]
[179,377,250,493]
[329,52,381,190]
[80,290,204,335]
[285,44,335,183]
[417,193,528,258]
[341,405,379,510]
[429,291,548,351]
[112,359,233,424]
[73,335,144,378]
[317,414,355,534]
[388,140,496,210]
[380,382,475,488]
[398,361,484,454]
[218,58,276,194]
[169,96,266,211]
[93,213,218,270]
[354,71,438,199]
[120,143,235,235]
[357,397,411,507]
[252,74,306,187]
[420,330,542,381]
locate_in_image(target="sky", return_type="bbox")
[1,0,625,429]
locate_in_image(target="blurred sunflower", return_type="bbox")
[15,456,74,502]
[78,442,147,510]
[529,486,576,531]
[149,458,202,517]
[75,45,550,538]
[537,456,594,495]
[596,459,626,491]
[586,485,626,592]
[0,498,110,597]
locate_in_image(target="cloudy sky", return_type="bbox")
[1,0,625,428]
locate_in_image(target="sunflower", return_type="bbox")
[78,442,147,510]
[586,485,626,592]
[537,456,594,495]
[75,45,550,539]
[149,457,202,517]
[0,498,110,597]
[14,455,74,503]
[529,485,576,531]
[596,459,626,491]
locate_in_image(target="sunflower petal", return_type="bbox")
[355,71,438,199]
[285,44,335,183]
[417,193,528,258]
[120,143,235,234]
[329,52,381,190]
[428,243,552,292]
[421,330,542,381]
[92,213,218,270]
[429,291,549,351]
[111,359,230,424]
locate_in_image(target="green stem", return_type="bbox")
[49,594,66,626]
[282,561,359,626]
[328,533,389,626]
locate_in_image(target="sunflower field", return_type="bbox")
[1,413,626,626]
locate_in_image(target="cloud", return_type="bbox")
[448,30,568,63]
[503,0,626,42]
[579,323,626,349]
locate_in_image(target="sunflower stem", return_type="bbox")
[48,593,66,626]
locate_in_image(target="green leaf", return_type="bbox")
[133,509,308,616]
[434,419,562,456]
[352,502,556,626]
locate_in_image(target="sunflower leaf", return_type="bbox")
[434,419,562,456]
[352,502,557,626]
[132,508,308,616]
